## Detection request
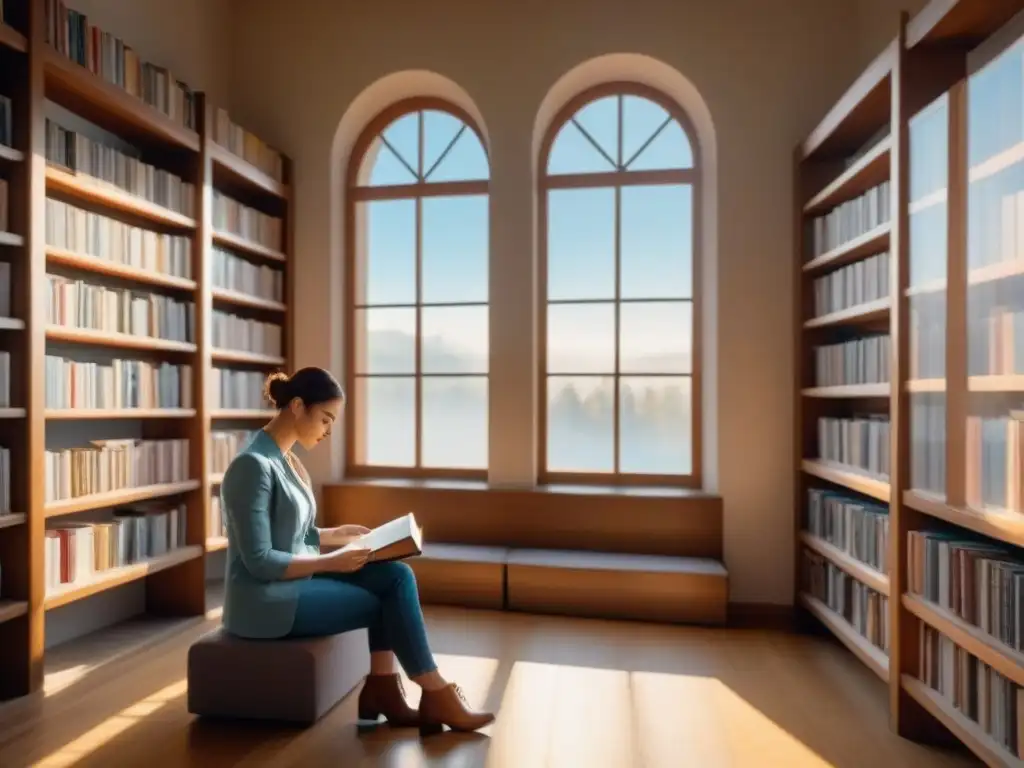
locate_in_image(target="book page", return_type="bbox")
[341,514,411,554]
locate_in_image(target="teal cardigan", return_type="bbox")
[220,430,320,639]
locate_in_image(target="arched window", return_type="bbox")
[346,99,490,477]
[539,84,701,486]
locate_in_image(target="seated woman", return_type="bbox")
[220,366,494,734]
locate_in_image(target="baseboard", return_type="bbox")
[727,602,795,631]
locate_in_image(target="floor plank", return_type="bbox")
[0,604,978,767]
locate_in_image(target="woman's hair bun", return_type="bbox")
[264,371,292,408]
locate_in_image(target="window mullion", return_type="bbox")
[613,96,624,475]
[415,111,425,469]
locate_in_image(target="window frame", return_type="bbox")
[344,97,491,480]
[537,82,703,488]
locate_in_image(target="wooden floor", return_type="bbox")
[0,599,977,767]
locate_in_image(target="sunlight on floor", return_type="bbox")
[399,652,500,709]
[34,679,186,767]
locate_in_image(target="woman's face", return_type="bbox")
[293,397,343,450]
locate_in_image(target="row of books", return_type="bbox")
[211,430,254,474]
[44,355,193,410]
[817,415,891,480]
[918,625,1023,760]
[212,107,285,183]
[210,368,267,410]
[802,549,890,653]
[812,251,890,317]
[45,1,197,130]
[0,446,9,515]
[909,303,946,380]
[46,198,192,279]
[0,177,7,233]
[44,503,189,593]
[968,187,1024,274]
[0,93,11,149]
[908,529,1023,654]
[0,351,9,408]
[209,495,226,539]
[213,191,282,252]
[808,181,892,260]
[909,398,946,498]
[967,304,1024,376]
[966,415,1024,514]
[212,247,283,303]
[211,311,282,357]
[44,438,189,503]
[813,335,890,387]
[45,120,195,217]
[805,487,889,574]
[0,261,8,318]
[46,274,195,343]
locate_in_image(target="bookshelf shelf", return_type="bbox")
[0,317,25,331]
[211,348,286,366]
[211,287,286,313]
[45,166,197,230]
[799,532,889,595]
[0,144,25,163]
[800,593,890,681]
[206,536,228,552]
[0,600,28,625]
[798,5,1024,761]
[0,408,26,418]
[46,247,198,291]
[0,514,26,530]
[45,408,197,420]
[44,545,204,610]
[903,594,1024,688]
[801,460,891,502]
[804,136,892,215]
[802,223,891,274]
[209,473,224,485]
[801,383,890,398]
[0,231,25,248]
[212,230,286,263]
[41,47,200,152]
[46,325,197,353]
[0,23,27,53]
[210,142,287,199]
[43,480,202,519]
[903,491,1024,550]
[901,677,1022,768]
[211,409,278,420]
[802,297,890,329]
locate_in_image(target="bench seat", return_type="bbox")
[187,626,369,724]
[409,543,509,610]
[506,549,728,625]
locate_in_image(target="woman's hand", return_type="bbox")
[337,524,371,537]
[319,524,372,548]
[323,545,372,574]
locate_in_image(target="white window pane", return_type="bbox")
[619,302,692,374]
[620,376,692,474]
[422,306,488,374]
[355,376,415,467]
[423,376,487,469]
[548,303,615,374]
[354,308,416,375]
[354,200,416,305]
[547,375,613,473]
[620,185,692,299]
[547,188,615,300]
[422,195,488,303]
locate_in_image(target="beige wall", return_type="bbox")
[222,0,895,605]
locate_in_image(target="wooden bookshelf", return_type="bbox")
[0,0,293,702]
[796,3,1024,763]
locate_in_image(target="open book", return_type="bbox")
[341,512,423,563]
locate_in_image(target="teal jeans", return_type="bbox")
[287,561,438,678]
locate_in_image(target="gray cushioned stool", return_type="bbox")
[187,626,370,724]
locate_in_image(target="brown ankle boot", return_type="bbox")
[357,673,420,727]
[418,683,495,734]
